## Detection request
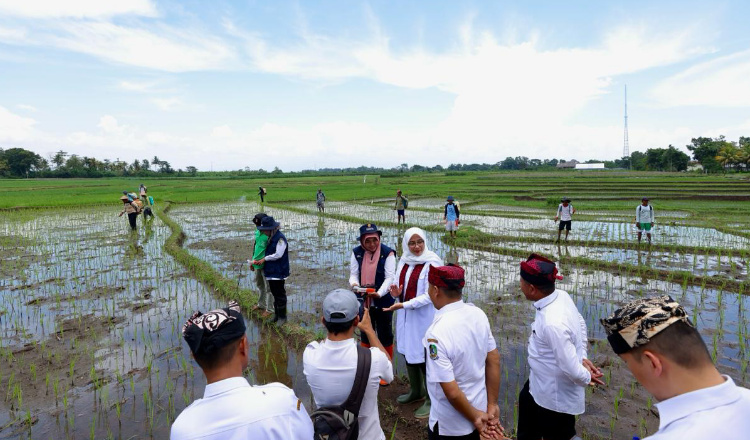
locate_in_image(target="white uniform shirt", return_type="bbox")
[349,251,397,298]
[424,301,497,436]
[527,289,591,415]
[394,262,437,364]
[636,204,655,223]
[557,204,574,221]
[648,376,750,439]
[170,377,313,440]
[303,338,394,440]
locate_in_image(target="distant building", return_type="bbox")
[575,163,605,170]
[687,161,704,172]
[556,160,579,169]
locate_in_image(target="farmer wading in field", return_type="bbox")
[635,197,655,244]
[118,195,141,230]
[554,197,575,243]
[250,213,272,317]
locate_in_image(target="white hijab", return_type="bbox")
[399,227,443,266]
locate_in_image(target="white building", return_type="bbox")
[575,163,605,170]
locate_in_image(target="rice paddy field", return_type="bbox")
[1,171,749,439]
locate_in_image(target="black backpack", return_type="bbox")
[310,345,372,440]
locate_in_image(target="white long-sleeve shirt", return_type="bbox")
[348,251,396,298]
[264,238,287,281]
[527,289,591,415]
[636,204,655,223]
[170,378,313,440]
[648,375,750,439]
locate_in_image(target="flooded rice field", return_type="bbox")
[1,201,747,439]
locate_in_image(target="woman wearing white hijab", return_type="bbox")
[384,227,443,419]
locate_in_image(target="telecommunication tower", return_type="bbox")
[623,85,630,165]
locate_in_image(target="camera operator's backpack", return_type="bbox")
[310,345,371,440]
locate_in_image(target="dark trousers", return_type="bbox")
[268,279,286,317]
[127,212,138,229]
[517,380,576,440]
[428,422,479,440]
[360,307,394,346]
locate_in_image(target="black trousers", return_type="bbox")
[517,380,576,440]
[428,422,479,440]
[360,306,394,346]
[267,279,286,317]
[127,212,138,229]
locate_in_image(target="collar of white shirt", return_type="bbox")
[203,376,250,399]
[322,338,356,348]
[533,290,559,311]
[435,300,464,317]
[656,375,741,432]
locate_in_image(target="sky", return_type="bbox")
[1,0,749,171]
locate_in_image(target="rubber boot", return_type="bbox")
[273,305,287,326]
[397,364,426,404]
[380,345,394,386]
[414,369,431,419]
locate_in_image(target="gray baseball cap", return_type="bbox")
[323,289,360,323]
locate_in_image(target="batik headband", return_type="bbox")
[182,300,246,356]
[520,253,563,287]
[428,264,466,290]
[600,295,691,354]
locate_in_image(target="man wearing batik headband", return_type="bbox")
[171,301,313,439]
[517,254,604,440]
[600,296,750,439]
[421,264,504,440]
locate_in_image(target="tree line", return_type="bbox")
[1,136,748,178]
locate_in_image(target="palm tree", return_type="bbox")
[715,145,740,170]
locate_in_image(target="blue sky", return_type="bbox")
[1,0,748,171]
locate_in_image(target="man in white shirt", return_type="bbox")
[304,289,394,440]
[601,295,750,439]
[171,301,313,440]
[635,197,655,244]
[517,254,604,440]
[423,264,504,440]
[554,197,575,243]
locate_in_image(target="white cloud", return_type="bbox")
[97,115,124,134]
[17,104,37,112]
[0,0,157,19]
[652,49,750,107]
[151,97,183,111]
[48,21,236,72]
[211,125,233,137]
[118,80,156,92]
[0,106,36,141]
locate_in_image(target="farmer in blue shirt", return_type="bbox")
[443,196,460,238]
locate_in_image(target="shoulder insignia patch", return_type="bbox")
[429,343,439,360]
[427,338,438,343]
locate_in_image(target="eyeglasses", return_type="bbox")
[407,239,425,247]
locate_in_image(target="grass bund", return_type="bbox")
[0,172,748,439]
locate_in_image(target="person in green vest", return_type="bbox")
[250,213,272,317]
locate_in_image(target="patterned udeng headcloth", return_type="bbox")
[182,300,246,356]
[520,253,563,288]
[600,295,691,355]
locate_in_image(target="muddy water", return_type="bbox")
[169,201,748,437]
[3,203,747,439]
[0,208,309,439]
[289,201,750,248]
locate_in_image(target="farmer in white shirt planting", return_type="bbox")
[601,295,750,440]
[517,254,604,440]
[171,301,313,440]
[554,197,575,243]
[635,197,655,244]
